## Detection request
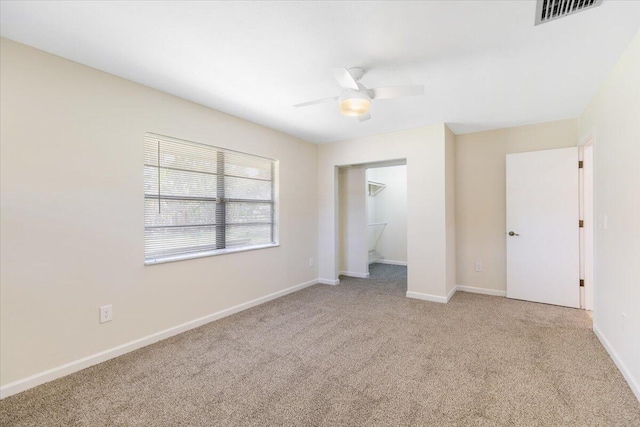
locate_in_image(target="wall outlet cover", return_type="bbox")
[100,305,113,323]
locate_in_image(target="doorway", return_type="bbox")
[337,160,407,280]
[506,147,580,307]
[366,165,408,275]
[506,144,594,310]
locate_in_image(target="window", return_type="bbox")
[144,133,277,264]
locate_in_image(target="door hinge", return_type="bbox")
[579,160,584,169]
[580,279,584,287]
[579,220,584,228]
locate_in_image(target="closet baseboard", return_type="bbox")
[369,259,407,266]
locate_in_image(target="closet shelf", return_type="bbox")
[368,180,386,196]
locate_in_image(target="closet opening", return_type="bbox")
[338,159,407,281]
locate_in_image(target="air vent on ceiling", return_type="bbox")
[535,0,603,25]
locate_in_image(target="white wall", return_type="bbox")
[338,167,368,277]
[455,119,578,293]
[367,166,407,265]
[318,124,455,301]
[0,38,319,389]
[578,31,640,400]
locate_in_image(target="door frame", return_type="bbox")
[578,130,595,311]
[336,158,407,280]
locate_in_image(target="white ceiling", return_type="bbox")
[1,1,639,143]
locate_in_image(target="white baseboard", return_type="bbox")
[339,271,370,279]
[406,291,448,304]
[446,286,457,302]
[0,278,319,400]
[372,259,407,266]
[456,285,507,297]
[318,278,340,285]
[406,285,503,305]
[593,324,640,402]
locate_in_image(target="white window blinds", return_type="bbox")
[144,133,277,264]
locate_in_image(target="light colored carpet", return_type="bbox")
[1,264,639,426]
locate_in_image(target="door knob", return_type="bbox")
[508,231,519,236]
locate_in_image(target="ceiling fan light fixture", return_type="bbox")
[293,67,424,122]
[339,92,371,117]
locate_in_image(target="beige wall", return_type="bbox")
[318,124,453,300]
[0,38,318,387]
[445,126,456,295]
[5,27,637,400]
[338,167,368,276]
[578,31,640,399]
[367,165,407,264]
[455,118,578,292]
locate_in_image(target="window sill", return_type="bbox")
[144,243,280,266]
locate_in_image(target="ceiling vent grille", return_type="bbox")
[535,0,603,25]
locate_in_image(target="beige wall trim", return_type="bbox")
[446,286,457,302]
[371,260,408,266]
[406,291,449,304]
[339,271,370,279]
[318,278,340,286]
[594,325,640,402]
[0,278,320,400]
[456,285,507,297]
[407,285,508,306]
[406,285,457,304]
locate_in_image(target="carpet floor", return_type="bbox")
[1,264,639,426]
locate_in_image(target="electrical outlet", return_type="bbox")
[309,257,314,267]
[100,305,113,323]
[475,261,482,272]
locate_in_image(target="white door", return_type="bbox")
[506,147,580,308]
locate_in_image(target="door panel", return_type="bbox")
[506,147,579,308]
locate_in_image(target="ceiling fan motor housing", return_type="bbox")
[347,67,365,81]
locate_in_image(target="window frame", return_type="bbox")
[143,133,279,265]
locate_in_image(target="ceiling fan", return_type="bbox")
[293,67,424,122]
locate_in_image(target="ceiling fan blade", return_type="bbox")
[331,68,359,90]
[371,85,424,100]
[293,96,339,108]
[358,113,371,122]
